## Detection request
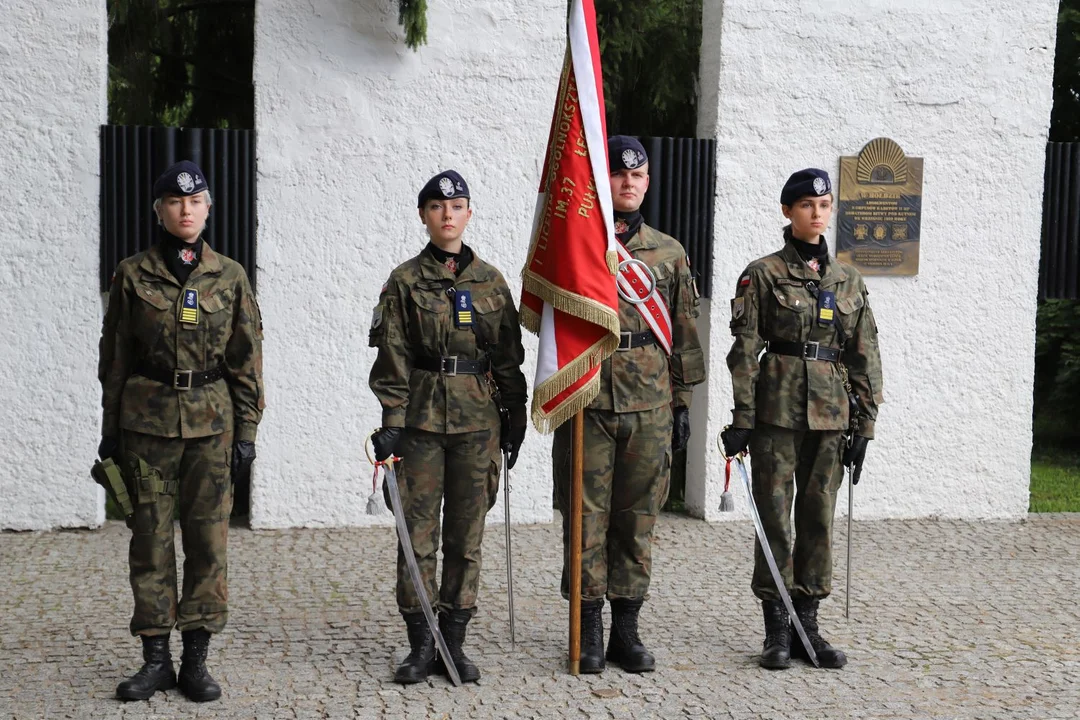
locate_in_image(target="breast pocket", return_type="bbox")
[473,293,507,345]
[409,286,450,348]
[835,292,865,338]
[769,285,810,342]
[198,289,234,359]
[132,284,173,347]
[650,261,676,306]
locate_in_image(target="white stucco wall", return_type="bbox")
[0,1,106,529]
[696,0,1058,519]
[253,0,566,527]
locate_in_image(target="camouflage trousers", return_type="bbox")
[385,427,500,615]
[749,423,845,601]
[552,406,672,601]
[122,430,233,637]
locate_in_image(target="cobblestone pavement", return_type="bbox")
[2,513,1078,719]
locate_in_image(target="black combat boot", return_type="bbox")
[437,609,480,683]
[759,599,792,669]
[394,612,437,684]
[579,599,606,673]
[790,597,847,669]
[606,598,655,673]
[177,629,222,702]
[116,634,177,700]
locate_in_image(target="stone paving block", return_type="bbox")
[1,515,1079,718]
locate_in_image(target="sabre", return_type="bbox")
[382,459,462,687]
[731,453,820,668]
[502,449,516,648]
[845,464,853,619]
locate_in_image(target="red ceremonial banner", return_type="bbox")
[520,0,619,433]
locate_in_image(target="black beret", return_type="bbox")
[153,160,208,199]
[780,168,832,206]
[608,135,648,172]
[417,170,470,207]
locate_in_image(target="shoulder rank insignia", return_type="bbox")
[454,289,473,328]
[180,288,199,325]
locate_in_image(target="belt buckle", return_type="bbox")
[617,331,632,352]
[443,356,459,376]
[803,342,820,361]
[173,369,193,391]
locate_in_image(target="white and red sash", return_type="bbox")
[615,240,673,355]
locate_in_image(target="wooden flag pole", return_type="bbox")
[568,408,584,675]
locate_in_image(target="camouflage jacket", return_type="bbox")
[369,247,528,434]
[99,243,265,442]
[591,224,706,413]
[726,238,884,437]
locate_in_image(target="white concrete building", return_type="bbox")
[0,0,1058,530]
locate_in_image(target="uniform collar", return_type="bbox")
[779,242,818,281]
[779,240,849,286]
[138,240,222,285]
[417,245,489,284]
[623,223,660,252]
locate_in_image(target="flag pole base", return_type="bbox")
[569,660,580,676]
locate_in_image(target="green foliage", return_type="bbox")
[398,0,429,50]
[1052,1,1080,140]
[108,0,254,129]
[595,0,702,137]
[1034,300,1080,419]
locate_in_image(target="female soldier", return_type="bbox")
[369,170,528,685]
[98,161,264,701]
[721,168,883,670]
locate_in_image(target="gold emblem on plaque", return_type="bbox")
[856,137,909,184]
[837,137,923,276]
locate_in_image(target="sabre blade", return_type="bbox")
[384,463,463,687]
[734,456,820,668]
[503,452,516,648]
[846,465,853,620]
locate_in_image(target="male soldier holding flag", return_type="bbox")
[552,136,706,674]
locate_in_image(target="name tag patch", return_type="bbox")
[454,289,473,328]
[817,289,835,325]
[180,288,199,325]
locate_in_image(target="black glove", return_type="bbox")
[672,406,691,452]
[98,436,119,461]
[372,427,404,462]
[721,427,752,458]
[231,441,257,481]
[502,425,526,470]
[842,435,870,485]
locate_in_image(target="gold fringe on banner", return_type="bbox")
[519,302,541,335]
[530,339,610,433]
[522,273,621,339]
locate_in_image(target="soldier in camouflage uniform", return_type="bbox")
[368,170,528,685]
[98,161,264,702]
[721,168,883,670]
[553,136,706,674]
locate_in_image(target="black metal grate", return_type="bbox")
[1041,142,1080,300]
[99,125,257,292]
[637,137,717,298]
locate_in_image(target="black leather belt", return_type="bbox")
[617,330,658,351]
[135,362,227,390]
[414,356,491,375]
[767,341,841,363]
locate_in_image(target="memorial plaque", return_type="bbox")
[836,138,923,275]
